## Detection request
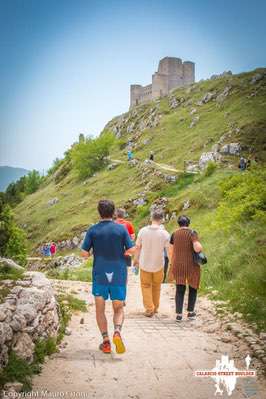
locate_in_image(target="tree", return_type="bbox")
[25,170,43,194]
[79,133,85,143]
[71,132,115,179]
[0,198,26,265]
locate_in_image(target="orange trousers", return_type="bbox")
[140,268,164,313]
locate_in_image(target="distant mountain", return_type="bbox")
[0,166,29,192]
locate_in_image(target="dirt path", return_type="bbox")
[32,272,266,398]
[111,158,182,173]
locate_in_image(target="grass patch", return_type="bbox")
[57,293,87,313]
[47,260,92,282]
[0,268,25,281]
[159,173,195,197]
[0,337,57,392]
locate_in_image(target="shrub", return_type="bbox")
[0,201,26,265]
[215,168,266,230]
[24,170,43,194]
[204,161,217,177]
[71,132,115,179]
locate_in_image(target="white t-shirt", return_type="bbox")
[136,225,170,272]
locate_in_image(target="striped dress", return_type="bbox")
[171,228,201,289]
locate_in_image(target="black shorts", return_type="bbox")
[125,255,132,267]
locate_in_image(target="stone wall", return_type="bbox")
[0,271,59,369]
[130,56,195,108]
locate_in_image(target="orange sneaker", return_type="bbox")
[99,340,111,354]
[113,332,126,354]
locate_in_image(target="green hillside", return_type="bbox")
[14,68,266,330]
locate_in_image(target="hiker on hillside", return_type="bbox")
[149,151,154,161]
[127,149,133,161]
[168,215,203,322]
[134,210,170,317]
[246,158,251,170]
[50,242,57,256]
[115,208,135,267]
[239,157,247,171]
[81,200,134,354]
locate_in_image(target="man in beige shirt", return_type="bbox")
[134,210,170,317]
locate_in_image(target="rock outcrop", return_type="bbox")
[0,271,59,369]
[27,254,84,272]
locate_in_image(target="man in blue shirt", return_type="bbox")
[81,199,134,354]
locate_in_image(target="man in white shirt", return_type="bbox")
[134,210,170,317]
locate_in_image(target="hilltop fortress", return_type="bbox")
[130,57,195,108]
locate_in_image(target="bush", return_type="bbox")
[204,161,217,177]
[0,200,26,265]
[71,132,115,179]
[25,170,43,194]
[0,352,33,391]
[215,168,266,230]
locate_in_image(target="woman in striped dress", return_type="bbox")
[169,215,203,322]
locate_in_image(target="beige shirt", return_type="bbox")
[136,225,170,272]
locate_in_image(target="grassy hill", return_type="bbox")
[14,68,266,330]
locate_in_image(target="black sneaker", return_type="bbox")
[187,311,196,320]
[176,315,183,322]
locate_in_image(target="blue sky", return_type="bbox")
[0,0,266,171]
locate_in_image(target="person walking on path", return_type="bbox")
[127,149,133,161]
[50,242,57,256]
[134,210,170,317]
[42,243,51,257]
[168,215,203,322]
[115,208,135,267]
[149,151,154,161]
[81,200,134,354]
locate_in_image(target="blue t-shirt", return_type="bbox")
[82,220,133,286]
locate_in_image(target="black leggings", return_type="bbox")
[175,284,197,314]
[163,256,169,282]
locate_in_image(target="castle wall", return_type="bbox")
[130,85,142,108]
[130,57,195,108]
[152,73,168,99]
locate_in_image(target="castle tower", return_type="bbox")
[183,61,195,85]
[130,84,143,108]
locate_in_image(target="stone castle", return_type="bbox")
[130,57,195,108]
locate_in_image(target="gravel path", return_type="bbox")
[32,272,266,398]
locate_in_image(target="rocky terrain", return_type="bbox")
[0,266,59,369]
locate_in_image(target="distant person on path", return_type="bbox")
[149,151,154,161]
[81,200,134,354]
[50,242,57,256]
[127,149,133,161]
[163,248,169,283]
[168,215,203,322]
[239,157,247,171]
[115,208,135,267]
[42,243,51,257]
[134,210,170,317]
